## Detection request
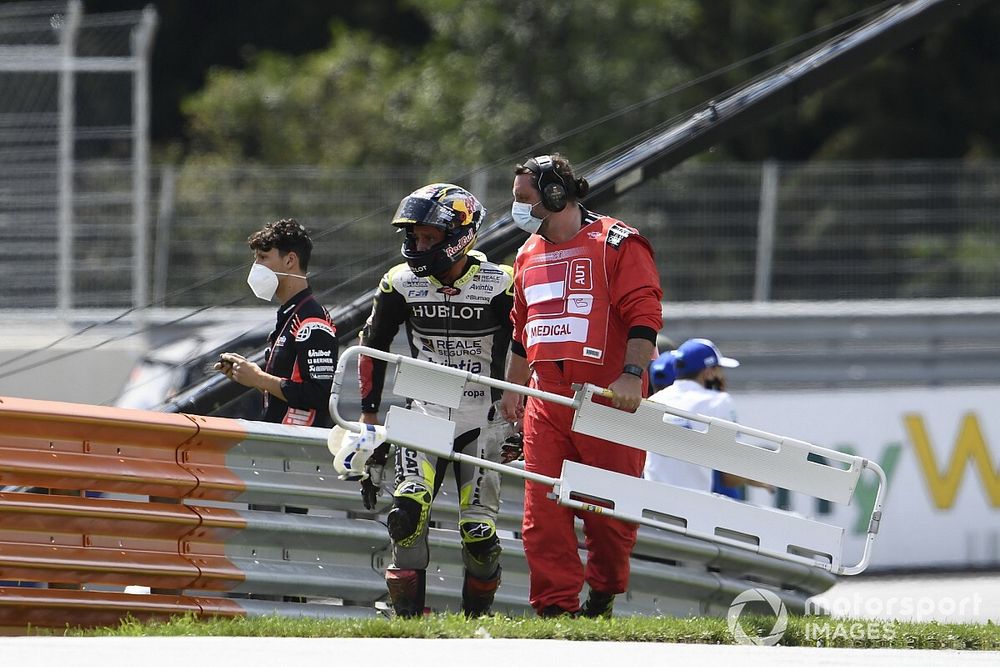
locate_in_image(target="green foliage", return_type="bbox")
[181,0,707,169]
[184,26,411,166]
[180,1,1000,170]
[60,612,1000,651]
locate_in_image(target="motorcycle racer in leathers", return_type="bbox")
[357,183,513,617]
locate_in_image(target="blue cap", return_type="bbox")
[672,338,739,376]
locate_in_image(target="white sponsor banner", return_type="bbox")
[735,386,1000,570]
[526,316,589,346]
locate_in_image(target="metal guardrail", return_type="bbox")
[0,394,836,629]
[662,299,1000,391]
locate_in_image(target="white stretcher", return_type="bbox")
[329,345,886,576]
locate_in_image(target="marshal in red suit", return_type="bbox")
[500,154,663,618]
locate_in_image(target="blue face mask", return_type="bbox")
[511,201,546,234]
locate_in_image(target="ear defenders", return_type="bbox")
[532,154,571,212]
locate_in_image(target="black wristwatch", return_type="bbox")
[622,364,645,378]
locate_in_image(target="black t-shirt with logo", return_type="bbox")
[262,287,338,427]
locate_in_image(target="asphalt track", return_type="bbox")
[2,637,998,666]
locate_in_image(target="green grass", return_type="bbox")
[56,613,1000,650]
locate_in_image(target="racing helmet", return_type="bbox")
[392,183,485,277]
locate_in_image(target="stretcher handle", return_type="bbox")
[837,458,888,576]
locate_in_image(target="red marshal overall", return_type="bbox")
[511,208,663,614]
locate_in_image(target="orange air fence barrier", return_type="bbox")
[0,396,247,500]
[0,396,253,630]
[0,587,245,633]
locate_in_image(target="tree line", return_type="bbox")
[166,0,1000,171]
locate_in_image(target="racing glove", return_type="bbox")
[360,442,389,510]
[483,400,523,464]
[500,431,524,464]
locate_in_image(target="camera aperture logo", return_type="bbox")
[727,587,788,646]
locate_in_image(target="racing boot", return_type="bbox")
[459,519,502,617]
[462,567,501,618]
[385,568,426,618]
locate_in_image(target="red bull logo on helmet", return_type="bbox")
[445,226,476,257]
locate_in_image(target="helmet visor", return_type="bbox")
[391,196,463,230]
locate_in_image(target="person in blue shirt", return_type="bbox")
[644,338,773,498]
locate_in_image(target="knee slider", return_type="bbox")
[388,481,432,548]
[460,519,501,567]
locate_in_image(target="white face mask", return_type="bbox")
[247,263,280,301]
[511,201,546,234]
[246,262,306,301]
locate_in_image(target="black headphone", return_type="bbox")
[531,154,571,212]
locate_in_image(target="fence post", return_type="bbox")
[470,169,489,210]
[57,0,82,312]
[131,6,158,312]
[152,164,177,306]
[753,159,780,302]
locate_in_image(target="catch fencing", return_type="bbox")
[0,394,834,630]
[0,0,156,310]
[3,159,999,311]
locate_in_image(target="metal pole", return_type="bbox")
[57,0,82,312]
[131,6,158,311]
[753,160,779,302]
[152,164,176,307]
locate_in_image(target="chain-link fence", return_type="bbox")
[617,160,1000,302]
[4,158,1000,310]
[151,159,1000,310]
[3,4,998,313]
[152,164,436,310]
[0,0,155,309]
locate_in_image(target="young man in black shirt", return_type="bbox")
[216,218,337,427]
